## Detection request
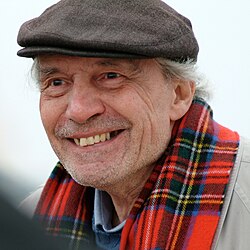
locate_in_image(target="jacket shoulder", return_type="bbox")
[241,137,250,163]
[235,137,250,211]
[19,185,44,218]
[215,137,250,250]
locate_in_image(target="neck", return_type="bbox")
[104,165,155,226]
[110,186,141,226]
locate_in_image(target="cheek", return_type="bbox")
[39,96,62,136]
[113,86,172,140]
[40,107,53,138]
[141,87,175,145]
[109,83,172,127]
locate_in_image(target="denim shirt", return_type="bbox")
[92,189,125,250]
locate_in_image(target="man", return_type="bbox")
[17,0,250,249]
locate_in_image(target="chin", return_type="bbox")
[63,161,119,188]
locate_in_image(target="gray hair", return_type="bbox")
[30,58,40,87]
[155,58,211,100]
[31,57,211,100]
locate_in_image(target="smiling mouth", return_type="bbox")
[71,130,123,147]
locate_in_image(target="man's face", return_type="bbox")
[38,55,178,189]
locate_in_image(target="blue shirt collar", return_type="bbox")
[93,189,125,233]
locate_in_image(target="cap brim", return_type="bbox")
[17,46,150,59]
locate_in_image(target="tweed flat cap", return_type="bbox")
[17,0,199,61]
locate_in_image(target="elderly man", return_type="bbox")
[17,0,249,249]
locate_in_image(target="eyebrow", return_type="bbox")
[39,67,60,78]
[37,58,141,79]
[94,58,140,72]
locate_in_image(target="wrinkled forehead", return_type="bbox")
[36,55,146,70]
[33,55,162,79]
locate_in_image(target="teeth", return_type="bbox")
[74,138,80,146]
[106,133,110,140]
[74,132,111,147]
[100,134,106,142]
[80,138,87,146]
[86,137,94,145]
[94,135,100,143]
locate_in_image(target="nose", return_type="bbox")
[65,82,105,124]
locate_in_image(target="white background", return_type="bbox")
[0,0,249,202]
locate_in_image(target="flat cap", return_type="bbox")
[17,0,199,61]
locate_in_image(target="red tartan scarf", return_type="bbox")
[34,99,239,249]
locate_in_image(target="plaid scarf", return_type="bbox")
[34,99,239,249]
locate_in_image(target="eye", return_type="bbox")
[40,78,65,90]
[96,72,123,82]
[103,72,121,79]
[39,77,71,97]
[50,79,64,86]
[95,71,125,89]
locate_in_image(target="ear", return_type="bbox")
[169,80,195,121]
